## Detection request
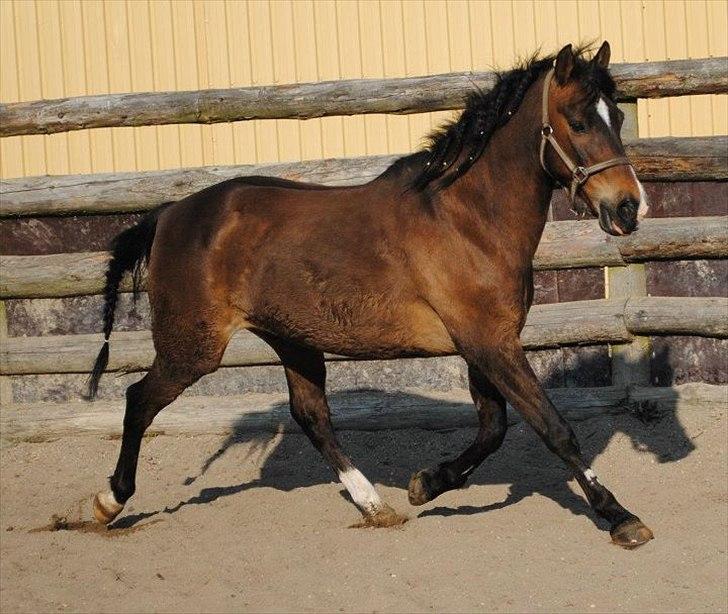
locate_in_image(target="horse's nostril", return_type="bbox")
[618,199,638,221]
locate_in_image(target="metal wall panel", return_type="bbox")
[1,0,726,179]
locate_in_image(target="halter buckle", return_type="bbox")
[573,166,589,184]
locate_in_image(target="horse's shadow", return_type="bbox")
[114,349,695,532]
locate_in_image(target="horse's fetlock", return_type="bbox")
[439,464,467,489]
[110,476,135,504]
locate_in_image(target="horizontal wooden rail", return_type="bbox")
[625,296,728,337]
[1,136,725,218]
[0,154,390,218]
[2,383,724,437]
[1,217,724,300]
[2,297,726,376]
[1,57,725,137]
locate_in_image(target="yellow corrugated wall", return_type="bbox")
[1,0,726,179]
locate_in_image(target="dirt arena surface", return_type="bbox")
[1,399,726,613]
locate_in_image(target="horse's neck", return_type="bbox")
[445,110,553,262]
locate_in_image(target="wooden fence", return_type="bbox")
[1,57,726,137]
[1,57,727,435]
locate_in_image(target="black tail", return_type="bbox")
[85,205,170,400]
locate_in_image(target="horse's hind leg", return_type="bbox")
[267,337,407,528]
[93,331,227,524]
[408,366,507,505]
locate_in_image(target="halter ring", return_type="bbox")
[541,124,553,137]
[573,166,589,183]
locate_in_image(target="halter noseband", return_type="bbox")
[539,67,631,209]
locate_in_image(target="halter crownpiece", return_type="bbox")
[539,68,632,211]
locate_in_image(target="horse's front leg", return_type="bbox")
[459,334,653,548]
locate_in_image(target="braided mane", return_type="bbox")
[408,46,615,192]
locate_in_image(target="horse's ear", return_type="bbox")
[554,44,574,85]
[593,41,611,69]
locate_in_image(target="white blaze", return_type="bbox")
[584,468,599,483]
[338,468,382,514]
[596,97,612,130]
[629,166,650,218]
[598,96,649,220]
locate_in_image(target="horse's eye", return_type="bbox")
[569,121,587,133]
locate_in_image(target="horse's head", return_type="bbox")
[541,42,648,236]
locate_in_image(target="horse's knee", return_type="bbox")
[545,420,579,456]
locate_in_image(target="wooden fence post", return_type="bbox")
[607,102,651,387]
[0,301,13,406]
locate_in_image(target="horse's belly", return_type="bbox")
[246,296,457,359]
[306,321,457,359]
[332,308,457,358]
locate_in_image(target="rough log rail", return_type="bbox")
[1,297,725,376]
[2,383,724,438]
[1,57,726,137]
[1,217,725,299]
[1,136,725,218]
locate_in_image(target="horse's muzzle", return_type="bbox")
[599,199,639,236]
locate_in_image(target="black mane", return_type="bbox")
[403,46,615,192]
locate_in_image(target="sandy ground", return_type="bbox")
[1,400,726,613]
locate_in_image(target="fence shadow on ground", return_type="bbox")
[113,352,696,532]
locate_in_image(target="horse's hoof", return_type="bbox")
[351,504,409,528]
[408,469,438,506]
[92,491,124,525]
[610,517,654,549]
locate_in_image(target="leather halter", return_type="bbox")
[539,67,631,209]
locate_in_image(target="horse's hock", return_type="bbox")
[1,57,727,437]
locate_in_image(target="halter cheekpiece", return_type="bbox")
[539,67,631,212]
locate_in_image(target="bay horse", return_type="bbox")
[87,42,652,547]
